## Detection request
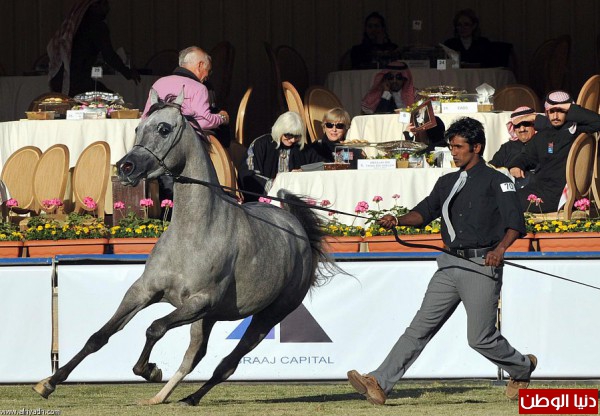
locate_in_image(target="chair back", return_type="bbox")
[32,144,70,213]
[282,81,305,119]
[144,49,178,76]
[304,86,343,143]
[564,133,596,219]
[1,146,42,211]
[264,42,285,114]
[208,135,236,192]
[209,41,235,109]
[528,35,571,99]
[576,75,600,113]
[72,141,111,218]
[276,44,310,99]
[493,84,542,112]
[235,86,253,147]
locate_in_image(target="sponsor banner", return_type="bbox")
[0,265,53,382]
[519,389,598,414]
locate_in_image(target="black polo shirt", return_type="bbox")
[412,160,525,249]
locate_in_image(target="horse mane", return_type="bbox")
[147,95,210,145]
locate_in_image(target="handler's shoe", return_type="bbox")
[505,354,537,400]
[347,370,387,405]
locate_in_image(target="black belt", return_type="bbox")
[447,247,493,259]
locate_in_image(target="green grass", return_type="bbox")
[1,380,599,416]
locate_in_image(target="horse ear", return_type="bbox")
[149,89,160,105]
[174,88,185,106]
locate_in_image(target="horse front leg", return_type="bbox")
[33,282,157,398]
[132,294,209,383]
[139,318,216,405]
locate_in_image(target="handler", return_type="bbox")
[347,117,536,404]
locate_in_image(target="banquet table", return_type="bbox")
[268,168,456,227]
[325,68,516,117]
[346,111,512,162]
[0,74,159,122]
[0,118,140,214]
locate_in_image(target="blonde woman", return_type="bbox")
[311,108,365,167]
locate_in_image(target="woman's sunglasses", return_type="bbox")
[324,122,346,129]
[283,133,301,140]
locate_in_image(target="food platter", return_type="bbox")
[74,91,124,105]
[375,140,427,153]
[417,85,467,99]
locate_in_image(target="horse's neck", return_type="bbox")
[171,137,223,224]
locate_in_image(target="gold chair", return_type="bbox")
[143,49,178,76]
[493,84,542,112]
[528,35,571,99]
[32,144,70,214]
[576,75,600,113]
[235,86,253,147]
[282,81,305,120]
[303,86,343,143]
[72,141,111,218]
[208,135,236,193]
[276,44,310,99]
[1,146,42,214]
[209,41,235,109]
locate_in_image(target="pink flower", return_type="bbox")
[328,211,335,216]
[83,196,97,210]
[306,198,316,206]
[372,195,383,203]
[354,201,369,213]
[139,198,154,208]
[527,194,538,202]
[161,199,174,208]
[258,197,271,203]
[113,201,125,210]
[392,194,401,200]
[5,198,18,208]
[535,198,543,206]
[574,198,590,211]
[320,199,331,207]
[42,198,63,208]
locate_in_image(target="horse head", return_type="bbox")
[117,89,188,186]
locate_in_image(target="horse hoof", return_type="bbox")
[32,377,55,399]
[149,366,162,383]
[177,397,195,406]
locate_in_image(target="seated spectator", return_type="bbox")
[407,116,446,152]
[311,108,366,168]
[240,112,320,201]
[361,61,415,114]
[351,12,400,69]
[443,9,492,68]
[490,106,537,188]
[509,91,600,212]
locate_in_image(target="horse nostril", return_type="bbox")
[120,161,134,175]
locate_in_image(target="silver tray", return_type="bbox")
[74,91,124,105]
[375,140,427,153]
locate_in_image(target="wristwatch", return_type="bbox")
[218,114,227,123]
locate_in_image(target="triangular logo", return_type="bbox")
[226,304,331,343]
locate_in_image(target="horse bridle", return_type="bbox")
[131,102,188,178]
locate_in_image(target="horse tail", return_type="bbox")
[278,190,343,287]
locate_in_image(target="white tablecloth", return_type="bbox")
[325,68,516,117]
[346,112,512,162]
[0,75,159,122]
[268,168,456,226]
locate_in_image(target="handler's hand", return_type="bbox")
[509,167,524,178]
[377,214,398,230]
[484,247,505,267]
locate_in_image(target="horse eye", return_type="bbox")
[157,122,173,137]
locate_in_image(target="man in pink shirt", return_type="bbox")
[143,46,229,144]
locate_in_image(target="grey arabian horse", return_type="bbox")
[34,90,333,405]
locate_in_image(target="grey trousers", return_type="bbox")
[370,253,533,395]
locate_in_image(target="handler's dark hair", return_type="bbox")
[444,116,486,155]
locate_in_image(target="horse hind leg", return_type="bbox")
[139,318,216,405]
[33,281,160,398]
[179,308,288,406]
